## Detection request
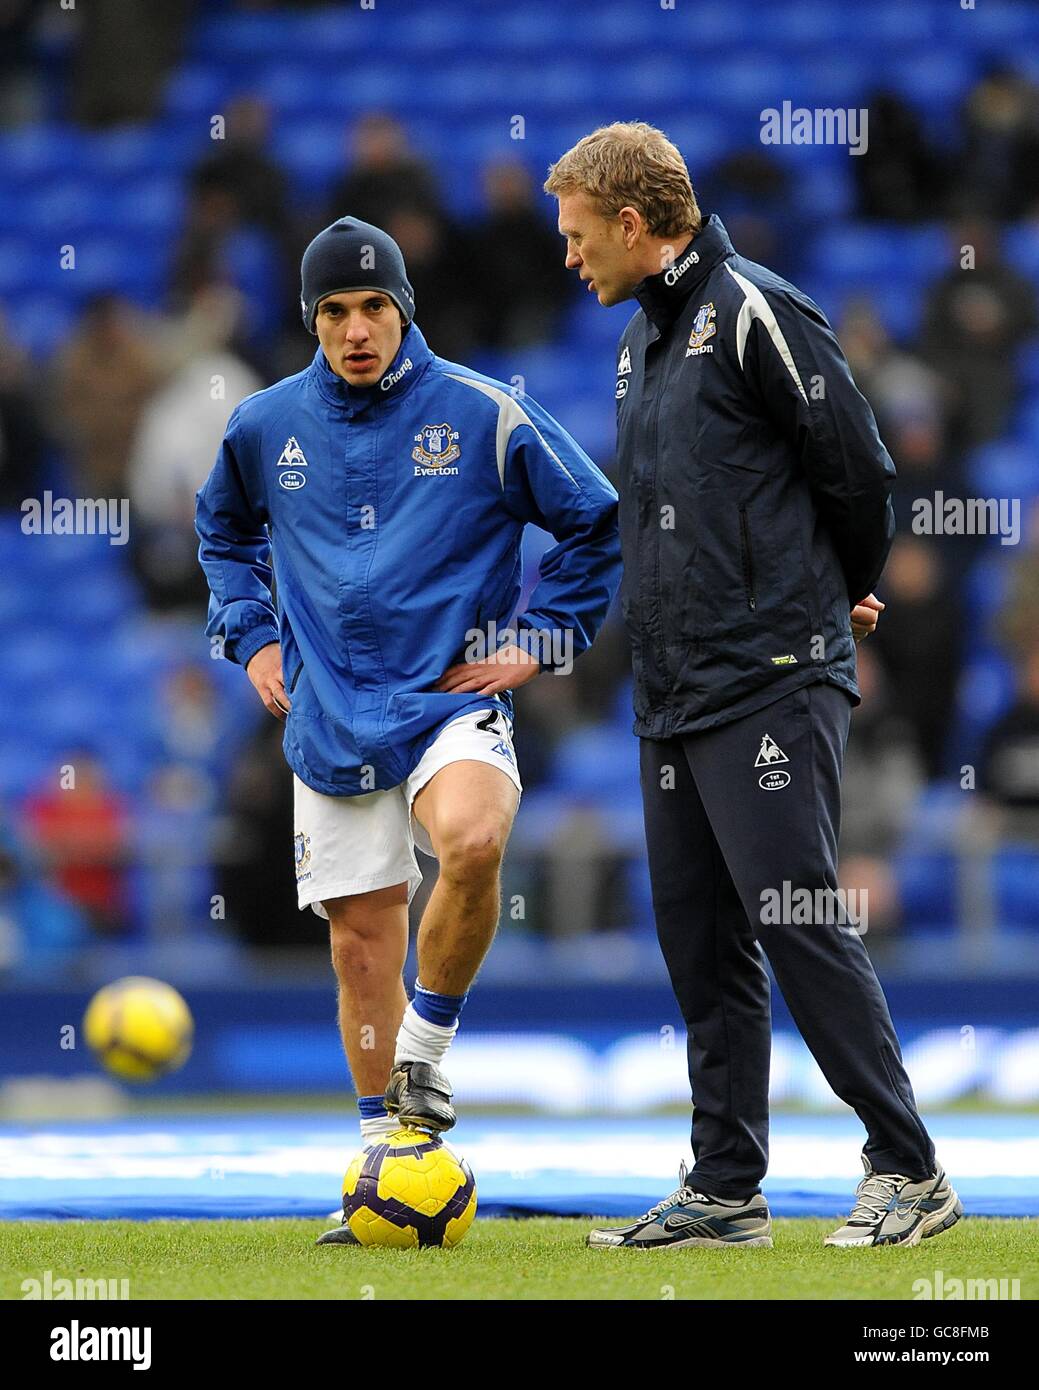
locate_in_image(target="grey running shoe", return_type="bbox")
[587,1162,773,1249]
[825,1154,963,1247]
[384,1059,455,1132]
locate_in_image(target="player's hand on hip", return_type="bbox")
[435,643,542,695]
[246,641,291,719]
[851,592,885,643]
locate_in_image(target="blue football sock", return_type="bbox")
[357,1093,388,1119]
[412,980,467,1030]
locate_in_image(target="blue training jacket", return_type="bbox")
[195,321,621,796]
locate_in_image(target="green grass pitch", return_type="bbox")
[2,1217,1036,1300]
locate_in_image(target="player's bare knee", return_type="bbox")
[329,923,388,982]
[437,823,509,883]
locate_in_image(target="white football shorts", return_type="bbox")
[293,708,522,918]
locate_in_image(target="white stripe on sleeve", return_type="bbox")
[725,263,808,405]
[446,372,579,491]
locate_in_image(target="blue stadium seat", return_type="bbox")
[0,238,36,294]
[963,554,1011,641]
[550,397,615,464]
[65,572,138,630]
[610,678,635,729]
[577,1,673,51]
[550,724,641,801]
[0,125,85,187]
[8,632,73,692]
[190,10,305,62]
[0,292,74,358]
[895,849,958,931]
[0,741,55,800]
[480,8,573,53]
[949,649,1017,769]
[82,126,188,181]
[795,54,877,106]
[216,227,284,337]
[748,2,860,51]
[0,195,41,237]
[110,179,184,236]
[968,441,1039,501]
[1016,339,1039,396]
[1010,396,1039,453]
[800,276,925,343]
[861,0,943,45]
[811,223,948,280]
[272,119,345,197]
[26,688,129,748]
[62,237,166,300]
[261,64,325,118]
[996,849,1039,930]
[559,296,636,351]
[667,1,763,46]
[318,65,432,113]
[153,118,220,172]
[24,530,126,578]
[644,113,731,172]
[491,345,579,401]
[161,64,232,120]
[285,7,369,61]
[1004,225,1039,290]
[887,51,977,110]
[423,120,514,166]
[971,2,1039,42]
[29,180,123,236]
[796,161,855,221]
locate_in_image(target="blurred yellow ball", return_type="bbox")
[83,976,193,1083]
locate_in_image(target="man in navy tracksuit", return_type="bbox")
[195,218,621,1244]
[546,122,963,1249]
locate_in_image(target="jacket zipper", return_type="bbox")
[288,660,304,693]
[645,350,675,696]
[738,506,757,611]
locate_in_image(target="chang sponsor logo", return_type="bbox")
[381,357,413,390]
[663,244,700,286]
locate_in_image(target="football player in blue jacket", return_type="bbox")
[195,218,620,1239]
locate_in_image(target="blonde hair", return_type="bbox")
[544,121,701,238]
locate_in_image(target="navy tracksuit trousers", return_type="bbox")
[640,680,936,1199]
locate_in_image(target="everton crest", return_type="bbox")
[412,423,461,468]
[686,302,717,356]
[293,831,312,882]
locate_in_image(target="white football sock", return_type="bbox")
[394,1001,458,1067]
[360,1112,400,1147]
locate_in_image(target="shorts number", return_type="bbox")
[476,709,504,736]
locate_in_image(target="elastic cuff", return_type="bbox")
[513,620,558,673]
[232,625,280,669]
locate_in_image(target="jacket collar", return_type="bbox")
[633,214,735,332]
[308,320,434,417]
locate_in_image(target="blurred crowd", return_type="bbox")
[2,12,1039,952]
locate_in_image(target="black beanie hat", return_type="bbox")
[300,216,415,333]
